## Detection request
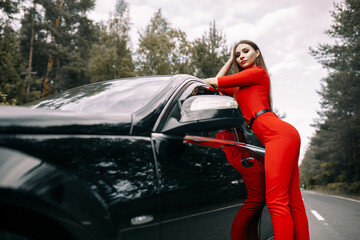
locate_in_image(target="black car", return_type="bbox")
[0,75,273,240]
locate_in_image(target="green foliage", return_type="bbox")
[0,23,25,105]
[136,13,228,78]
[136,9,175,75]
[168,28,194,75]
[136,9,195,76]
[19,0,97,95]
[301,0,360,194]
[191,21,229,78]
[1,1,234,105]
[0,0,21,17]
[87,0,134,82]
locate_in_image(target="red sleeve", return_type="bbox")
[218,87,234,96]
[218,66,268,88]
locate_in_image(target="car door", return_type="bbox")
[152,83,267,239]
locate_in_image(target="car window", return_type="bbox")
[27,76,172,114]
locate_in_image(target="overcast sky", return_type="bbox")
[89,0,341,161]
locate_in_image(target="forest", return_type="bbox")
[300,0,360,195]
[0,0,359,194]
[0,0,229,105]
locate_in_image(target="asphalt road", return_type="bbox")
[302,190,360,240]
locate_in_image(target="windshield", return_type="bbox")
[28,76,173,114]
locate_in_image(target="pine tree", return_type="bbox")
[190,21,229,78]
[1,1,25,104]
[135,9,193,76]
[87,0,134,82]
[19,0,97,98]
[301,0,360,194]
[168,28,194,75]
[136,9,173,75]
[0,0,21,18]
[0,23,26,105]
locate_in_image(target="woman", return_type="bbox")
[204,40,309,240]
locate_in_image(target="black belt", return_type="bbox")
[248,108,272,128]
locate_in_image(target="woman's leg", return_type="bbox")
[231,202,263,240]
[221,146,265,240]
[264,127,301,240]
[231,162,265,240]
[253,114,309,240]
[289,160,309,240]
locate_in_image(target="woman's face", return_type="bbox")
[235,43,260,69]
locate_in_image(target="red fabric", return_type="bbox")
[218,68,309,240]
[218,66,271,124]
[221,146,265,240]
[213,131,264,240]
[252,113,309,240]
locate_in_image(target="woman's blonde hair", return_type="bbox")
[232,40,272,109]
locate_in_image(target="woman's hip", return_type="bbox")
[252,112,300,145]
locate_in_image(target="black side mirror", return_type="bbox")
[161,95,244,134]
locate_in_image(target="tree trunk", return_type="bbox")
[26,3,35,99]
[42,0,63,98]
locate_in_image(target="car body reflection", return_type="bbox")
[184,130,267,239]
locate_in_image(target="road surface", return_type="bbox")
[302,190,360,240]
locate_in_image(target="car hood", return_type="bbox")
[0,105,131,135]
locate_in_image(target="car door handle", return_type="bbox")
[241,157,255,168]
[131,215,154,225]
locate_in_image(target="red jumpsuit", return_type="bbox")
[218,67,309,240]
[216,131,265,240]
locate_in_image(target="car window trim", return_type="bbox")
[152,78,205,133]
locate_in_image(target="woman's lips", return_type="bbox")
[240,60,247,65]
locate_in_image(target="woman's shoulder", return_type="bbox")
[246,66,269,79]
[253,66,267,73]
[255,66,264,70]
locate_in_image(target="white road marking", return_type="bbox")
[304,190,360,203]
[311,210,325,221]
[329,194,360,203]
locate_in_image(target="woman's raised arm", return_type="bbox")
[203,47,234,88]
[216,47,234,78]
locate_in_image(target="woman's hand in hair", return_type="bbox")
[230,46,235,61]
[215,46,235,78]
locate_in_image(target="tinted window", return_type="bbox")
[28,76,172,114]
